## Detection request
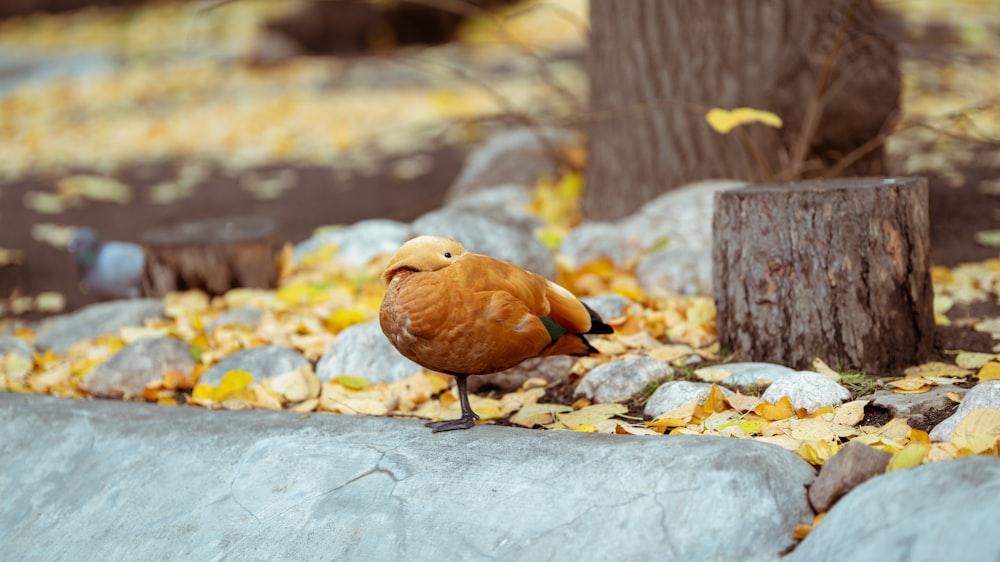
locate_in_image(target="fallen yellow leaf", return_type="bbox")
[887,442,930,471]
[903,361,970,379]
[955,351,996,370]
[705,107,783,134]
[510,403,573,427]
[331,375,370,390]
[977,361,1000,381]
[888,377,935,393]
[952,408,1000,438]
[214,370,254,401]
[754,396,795,421]
[548,403,627,430]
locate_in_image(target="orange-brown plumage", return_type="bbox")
[379,235,612,431]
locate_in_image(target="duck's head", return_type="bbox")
[381,236,466,285]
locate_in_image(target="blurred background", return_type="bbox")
[0,0,998,317]
[0,0,588,315]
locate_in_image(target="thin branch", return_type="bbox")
[396,53,575,172]
[785,0,862,181]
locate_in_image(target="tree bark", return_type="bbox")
[712,177,933,375]
[584,0,900,221]
[141,216,277,297]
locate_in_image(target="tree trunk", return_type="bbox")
[712,177,933,375]
[584,0,900,221]
[141,216,277,297]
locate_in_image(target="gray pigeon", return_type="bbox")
[68,227,145,299]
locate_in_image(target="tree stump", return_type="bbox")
[712,177,933,375]
[141,216,277,298]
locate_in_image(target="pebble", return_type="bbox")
[760,371,850,413]
[575,356,673,403]
[199,345,309,386]
[316,321,423,383]
[644,380,735,418]
[81,336,195,399]
[929,380,1000,442]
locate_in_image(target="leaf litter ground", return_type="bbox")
[1,0,1000,494]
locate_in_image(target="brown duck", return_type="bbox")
[379,236,613,432]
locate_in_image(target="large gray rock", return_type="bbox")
[0,336,34,360]
[635,247,713,296]
[929,380,1000,442]
[620,180,744,254]
[444,184,541,232]
[81,337,196,399]
[294,219,412,268]
[789,456,1000,562]
[35,299,165,355]
[575,356,674,403]
[316,321,423,383]
[413,207,556,279]
[559,180,745,294]
[199,345,309,386]
[0,393,816,562]
[694,362,798,386]
[447,126,578,201]
[558,222,636,269]
[581,294,634,322]
[206,306,264,333]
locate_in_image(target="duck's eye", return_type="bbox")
[443,252,452,258]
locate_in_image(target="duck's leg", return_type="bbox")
[426,375,480,432]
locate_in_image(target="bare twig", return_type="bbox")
[407,0,584,112]
[784,0,862,181]
[396,53,576,171]
[735,128,777,182]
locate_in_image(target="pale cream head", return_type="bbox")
[381,236,467,285]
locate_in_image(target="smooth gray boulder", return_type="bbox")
[444,183,541,232]
[206,306,264,333]
[620,180,743,254]
[558,222,635,269]
[788,456,1000,562]
[293,219,412,268]
[694,362,798,386]
[581,294,634,321]
[447,126,578,201]
[929,380,1000,442]
[316,320,423,383]
[575,356,673,403]
[0,335,34,360]
[0,393,816,562]
[413,207,556,279]
[35,299,165,354]
[199,345,309,386]
[635,247,713,296]
[81,336,196,399]
[559,180,744,292]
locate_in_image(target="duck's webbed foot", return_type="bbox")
[425,374,479,433]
